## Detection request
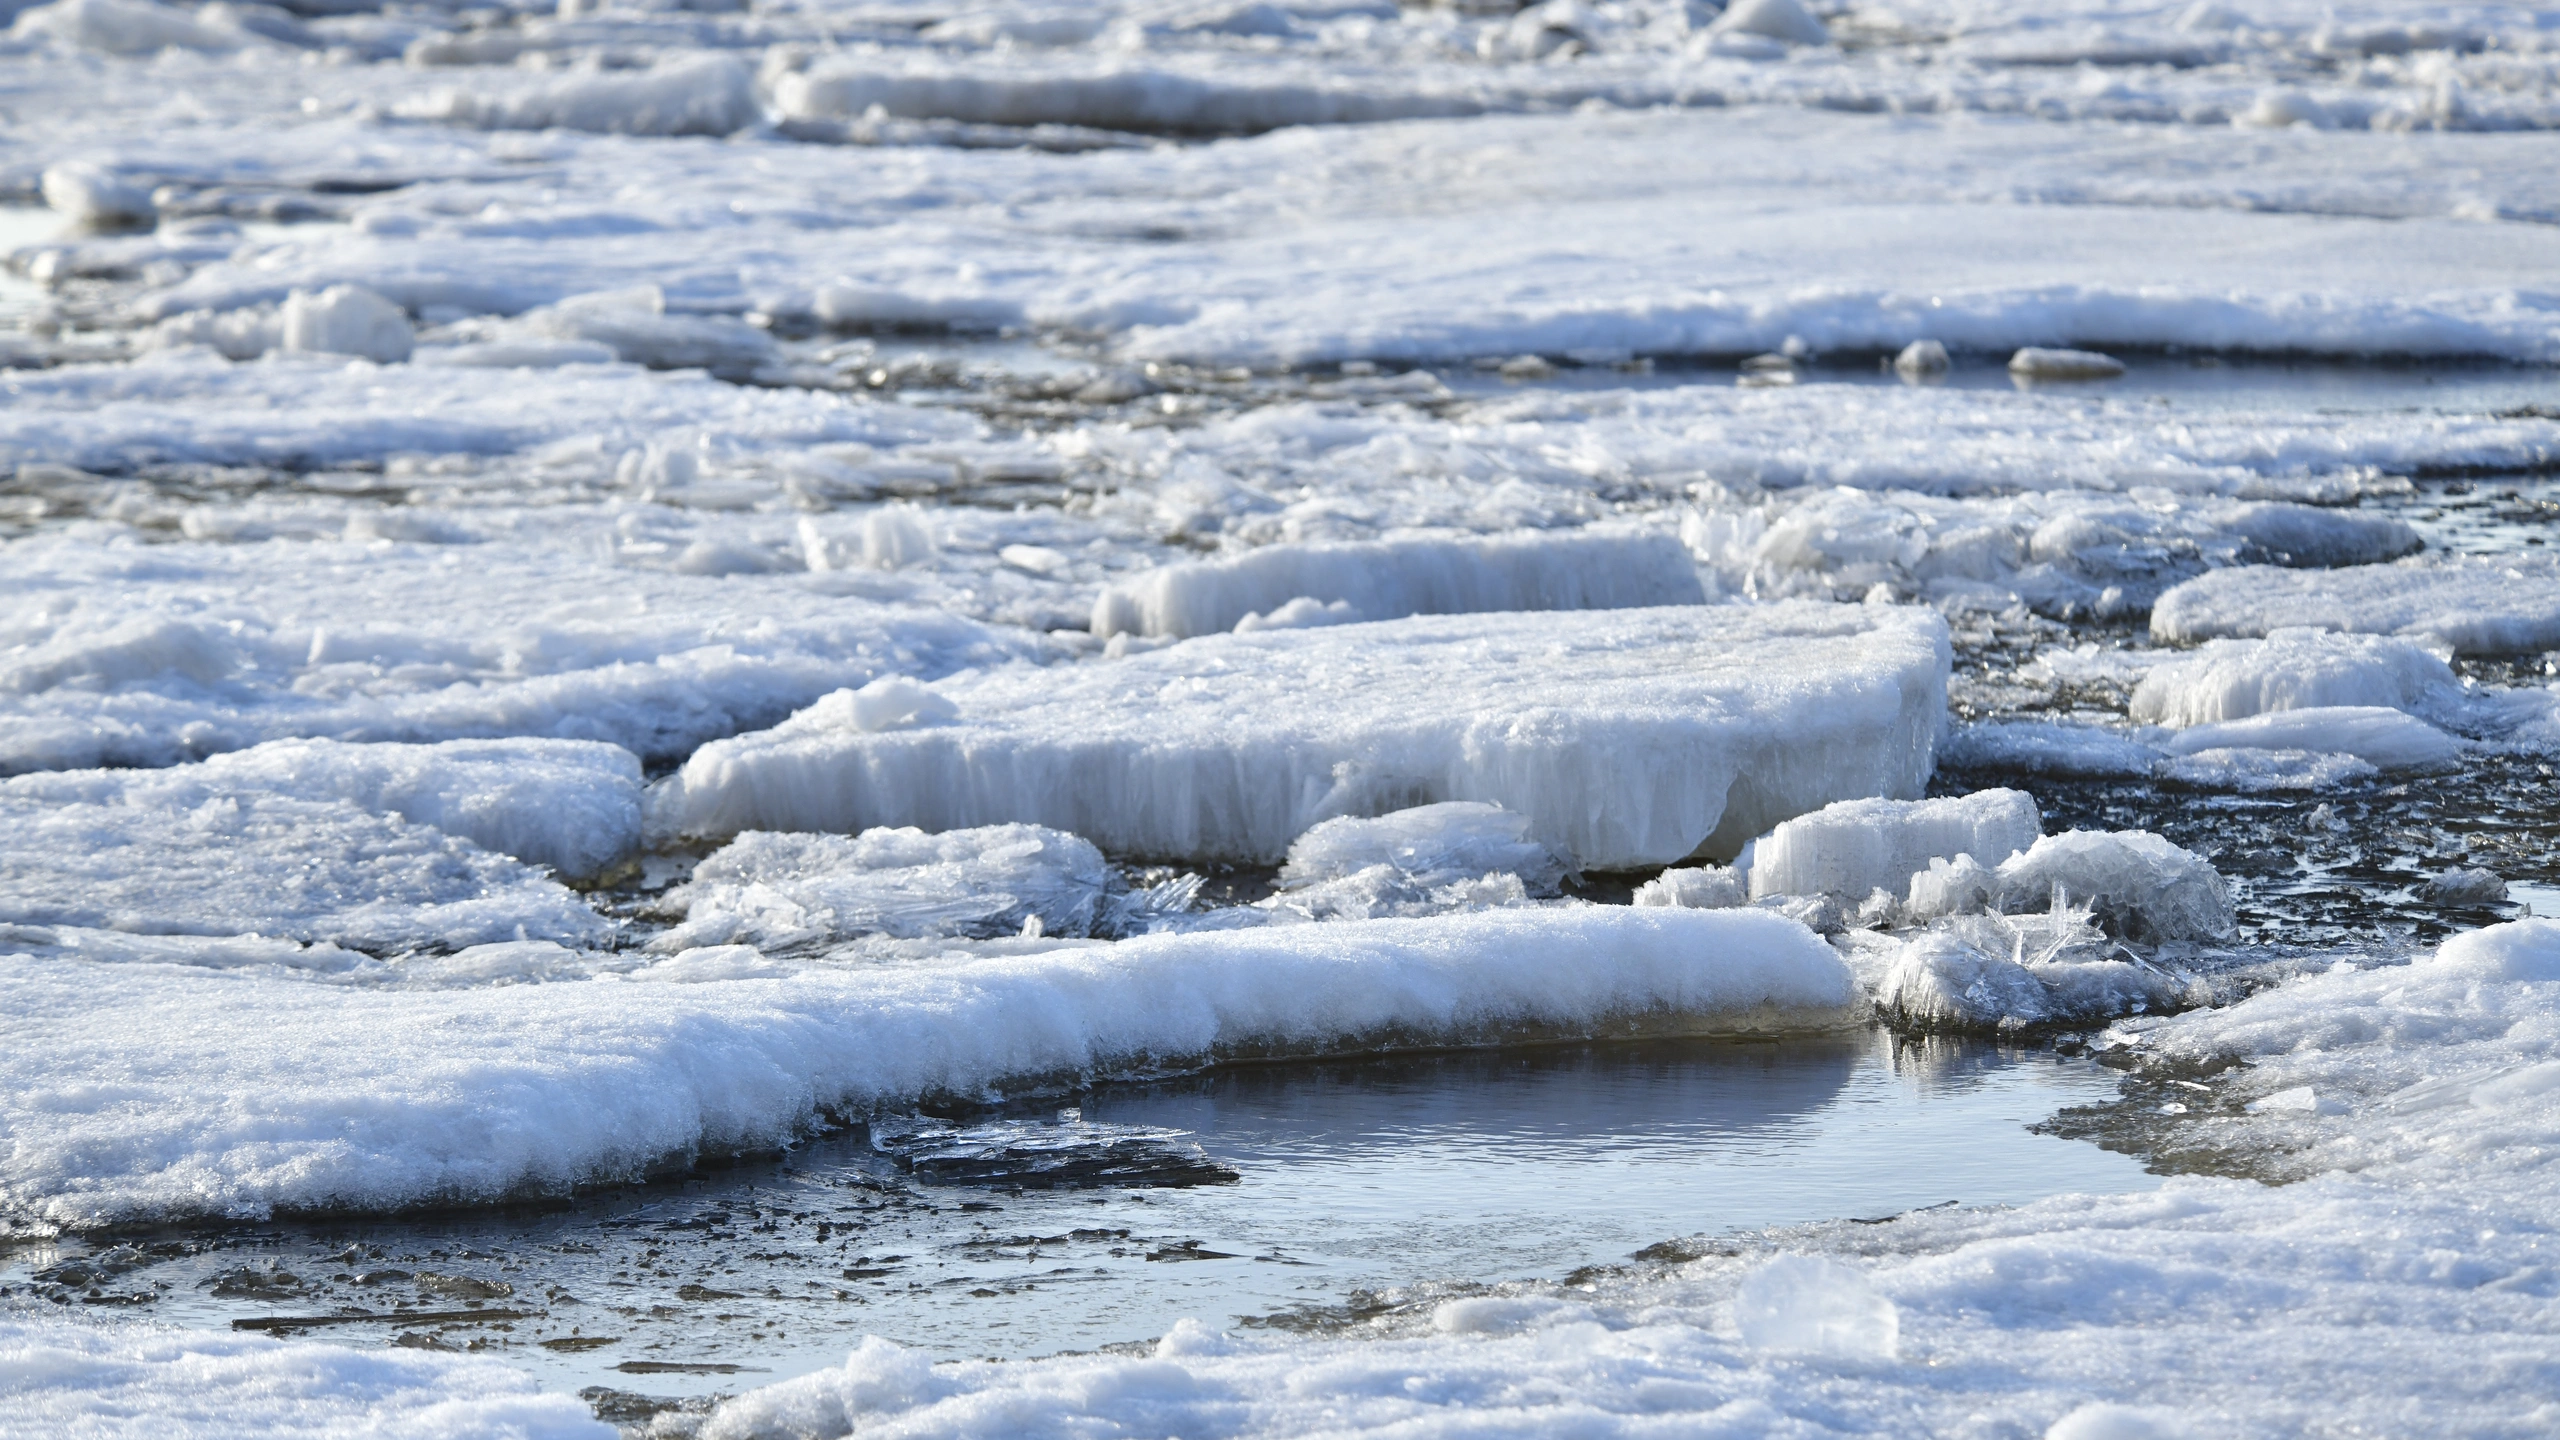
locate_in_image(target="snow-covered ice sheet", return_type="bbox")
[2153,554,2560,655]
[651,601,1952,869]
[0,750,612,952]
[1089,528,1703,639]
[0,531,1042,770]
[0,906,1857,1229]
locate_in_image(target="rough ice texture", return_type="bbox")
[2130,628,2460,727]
[1746,789,2043,901]
[1955,830,2237,945]
[653,825,1117,952]
[0,753,610,952]
[2159,705,2465,772]
[2152,555,2560,655]
[1866,920,2187,1033]
[0,907,1857,1227]
[407,55,759,137]
[0,1317,612,1440]
[0,535,1039,772]
[1278,802,1569,894]
[1634,865,1748,910]
[652,601,1952,869]
[1087,529,1705,639]
[1938,720,2164,778]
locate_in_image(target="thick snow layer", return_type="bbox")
[1746,789,2043,902]
[0,907,1858,1227]
[2130,628,2461,727]
[1088,528,1704,639]
[2153,555,2560,655]
[652,601,1952,869]
[0,1316,613,1440]
[0,534,1040,771]
[2159,705,2466,772]
[653,824,1118,951]
[0,754,611,951]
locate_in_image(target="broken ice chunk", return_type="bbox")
[650,601,1952,870]
[2152,554,2560,656]
[2159,706,2462,771]
[1984,830,2234,944]
[2007,347,2126,381]
[1635,866,1746,910]
[2417,868,2508,907]
[1262,802,1567,922]
[39,160,155,227]
[1709,0,1831,48]
[651,823,1117,950]
[1892,339,1949,380]
[2131,629,2460,727]
[1088,529,1705,640]
[280,285,414,365]
[1746,789,2043,903]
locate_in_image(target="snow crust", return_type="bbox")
[1088,528,1704,639]
[652,601,1953,869]
[0,907,1858,1227]
[2154,555,2560,655]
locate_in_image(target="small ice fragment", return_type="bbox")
[1634,865,1746,910]
[829,675,958,733]
[1279,801,1568,895]
[1749,790,2043,902]
[2238,89,2335,130]
[1711,0,1830,47]
[279,285,414,364]
[861,504,939,569]
[2245,1085,2340,1115]
[2009,347,2126,381]
[39,160,155,226]
[2419,868,2509,907]
[1497,354,1554,380]
[999,544,1070,577]
[1892,339,1949,378]
[1732,1254,1897,1359]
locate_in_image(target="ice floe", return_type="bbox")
[0,906,1858,1227]
[651,601,1952,869]
[1087,528,1703,640]
[2154,555,2560,655]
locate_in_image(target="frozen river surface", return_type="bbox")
[6,0,2560,1434]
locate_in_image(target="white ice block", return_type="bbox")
[1746,789,2043,901]
[1089,529,1706,639]
[652,601,1953,869]
[2152,556,2560,655]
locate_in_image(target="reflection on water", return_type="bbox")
[0,1029,2148,1409]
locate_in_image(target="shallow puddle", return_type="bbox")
[1,1029,2146,1414]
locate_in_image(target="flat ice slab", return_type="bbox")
[1089,529,1705,640]
[653,601,1952,869]
[2152,556,2560,655]
[0,907,1855,1228]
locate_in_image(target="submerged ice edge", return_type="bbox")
[0,907,1860,1233]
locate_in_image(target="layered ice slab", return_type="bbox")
[653,602,1952,869]
[1745,789,2042,902]
[2153,555,2560,655]
[0,534,1039,771]
[1088,529,1704,640]
[0,907,1856,1227]
[0,742,618,952]
[2130,628,2460,728]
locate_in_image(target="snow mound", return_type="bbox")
[653,824,1118,951]
[0,764,609,953]
[1732,1255,1897,1360]
[2131,628,2460,727]
[0,1317,610,1440]
[408,55,760,137]
[0,907,1858,1226]
[39,160,154,227]
[2153,556,2560,655]
[1089,529,1705,640]
[2159,705,2463,772]
[1747,789,2042,902]
[651,602,1952,870]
